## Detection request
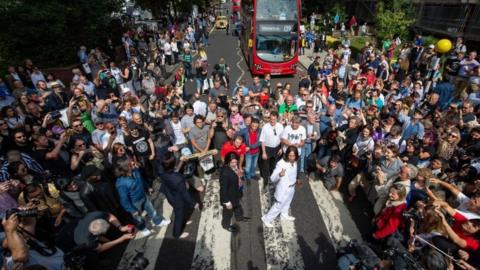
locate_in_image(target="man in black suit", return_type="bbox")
[220,152,250,232]
[160,155,196,239]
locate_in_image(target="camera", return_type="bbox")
[5,208,38,219]
[117,251,149,270]
[402,209,421,221]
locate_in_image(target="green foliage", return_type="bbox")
[375,1,414,42]
[423,35,439,47]
[0,0,122,69]
[330,3,347,23]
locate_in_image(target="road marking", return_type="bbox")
[258,181,305,270]
[308,176,363,249]
[235,39,245,87]
[191,180,231,270]
[120,193,173,270]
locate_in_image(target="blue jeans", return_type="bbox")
[300,143,313,173]
[132,197,163,230]
[244,152,259,180]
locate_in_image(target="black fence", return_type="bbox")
[413,3,479,41]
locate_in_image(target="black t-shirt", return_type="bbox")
[74,211,109,249]
[445,57,461,76]
[125,129,152,157]
[32,144,69,178]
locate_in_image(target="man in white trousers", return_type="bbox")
[261,146,299,227]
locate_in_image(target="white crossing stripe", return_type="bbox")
[120,196,173,270]
[191,180,231,270]
[258,181,305,270]
[308,176,363,249]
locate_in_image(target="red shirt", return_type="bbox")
[220,141,247,158]
[259,93,269,106]
[373,202,406,239]
[248,130,259,154]
[453,212,479,251]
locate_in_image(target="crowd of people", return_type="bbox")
[0,6,479,270]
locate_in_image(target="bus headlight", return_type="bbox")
[254,64,262,70]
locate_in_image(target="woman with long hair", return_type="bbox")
[261,146,299,227]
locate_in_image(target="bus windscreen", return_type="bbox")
[255,34,297,62]
[255,0,297,21]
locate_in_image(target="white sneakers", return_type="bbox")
[261,215,295,228]
[261,216,274,228]
[139,228,152,237]
[281,215,295,221]
[155,219,171,228]
[138,219,171,238]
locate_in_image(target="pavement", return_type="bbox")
[117,19,377,270]
[298,47,327,73]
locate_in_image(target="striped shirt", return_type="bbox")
[0,153,44,182]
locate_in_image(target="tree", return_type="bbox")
[0,0,122,69]
[375,1,414,42]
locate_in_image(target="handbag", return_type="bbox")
[199,155,214,171]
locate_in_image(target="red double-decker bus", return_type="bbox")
[232,0,241,13]
[240,0,301,75]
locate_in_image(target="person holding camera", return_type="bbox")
[3,211,65,270]
[31,132,70,179]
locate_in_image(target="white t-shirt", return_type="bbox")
[110,67,123,84]
[456,192,480,220]
[193,100,207,116]
[95,129,125,150]
[281,125,306,154]
[164,42,172,55]
[171,120,187,145]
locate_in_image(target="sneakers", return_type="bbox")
[261,216,274,228]
[155,219,171,228]
[281,215,295,221]
[139,228,152,237]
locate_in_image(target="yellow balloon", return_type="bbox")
[436,39,453,54]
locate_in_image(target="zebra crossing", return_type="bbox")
[121,176,363,270]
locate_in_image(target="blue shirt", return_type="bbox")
[116,169,147,213]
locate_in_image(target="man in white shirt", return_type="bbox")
[170,113,187,147]
[259,112,284,185]
[192,93,207,116]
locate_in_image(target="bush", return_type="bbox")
[422,35,439,47]
[0,0,123,71]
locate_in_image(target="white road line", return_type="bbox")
[258,182,305,270]
[120,195,173,270]
[235,39,245,87]
[191,180,231,270]
[308,176,363,249]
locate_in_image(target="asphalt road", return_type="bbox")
[120,18,375,270]
[153,27,361,270]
